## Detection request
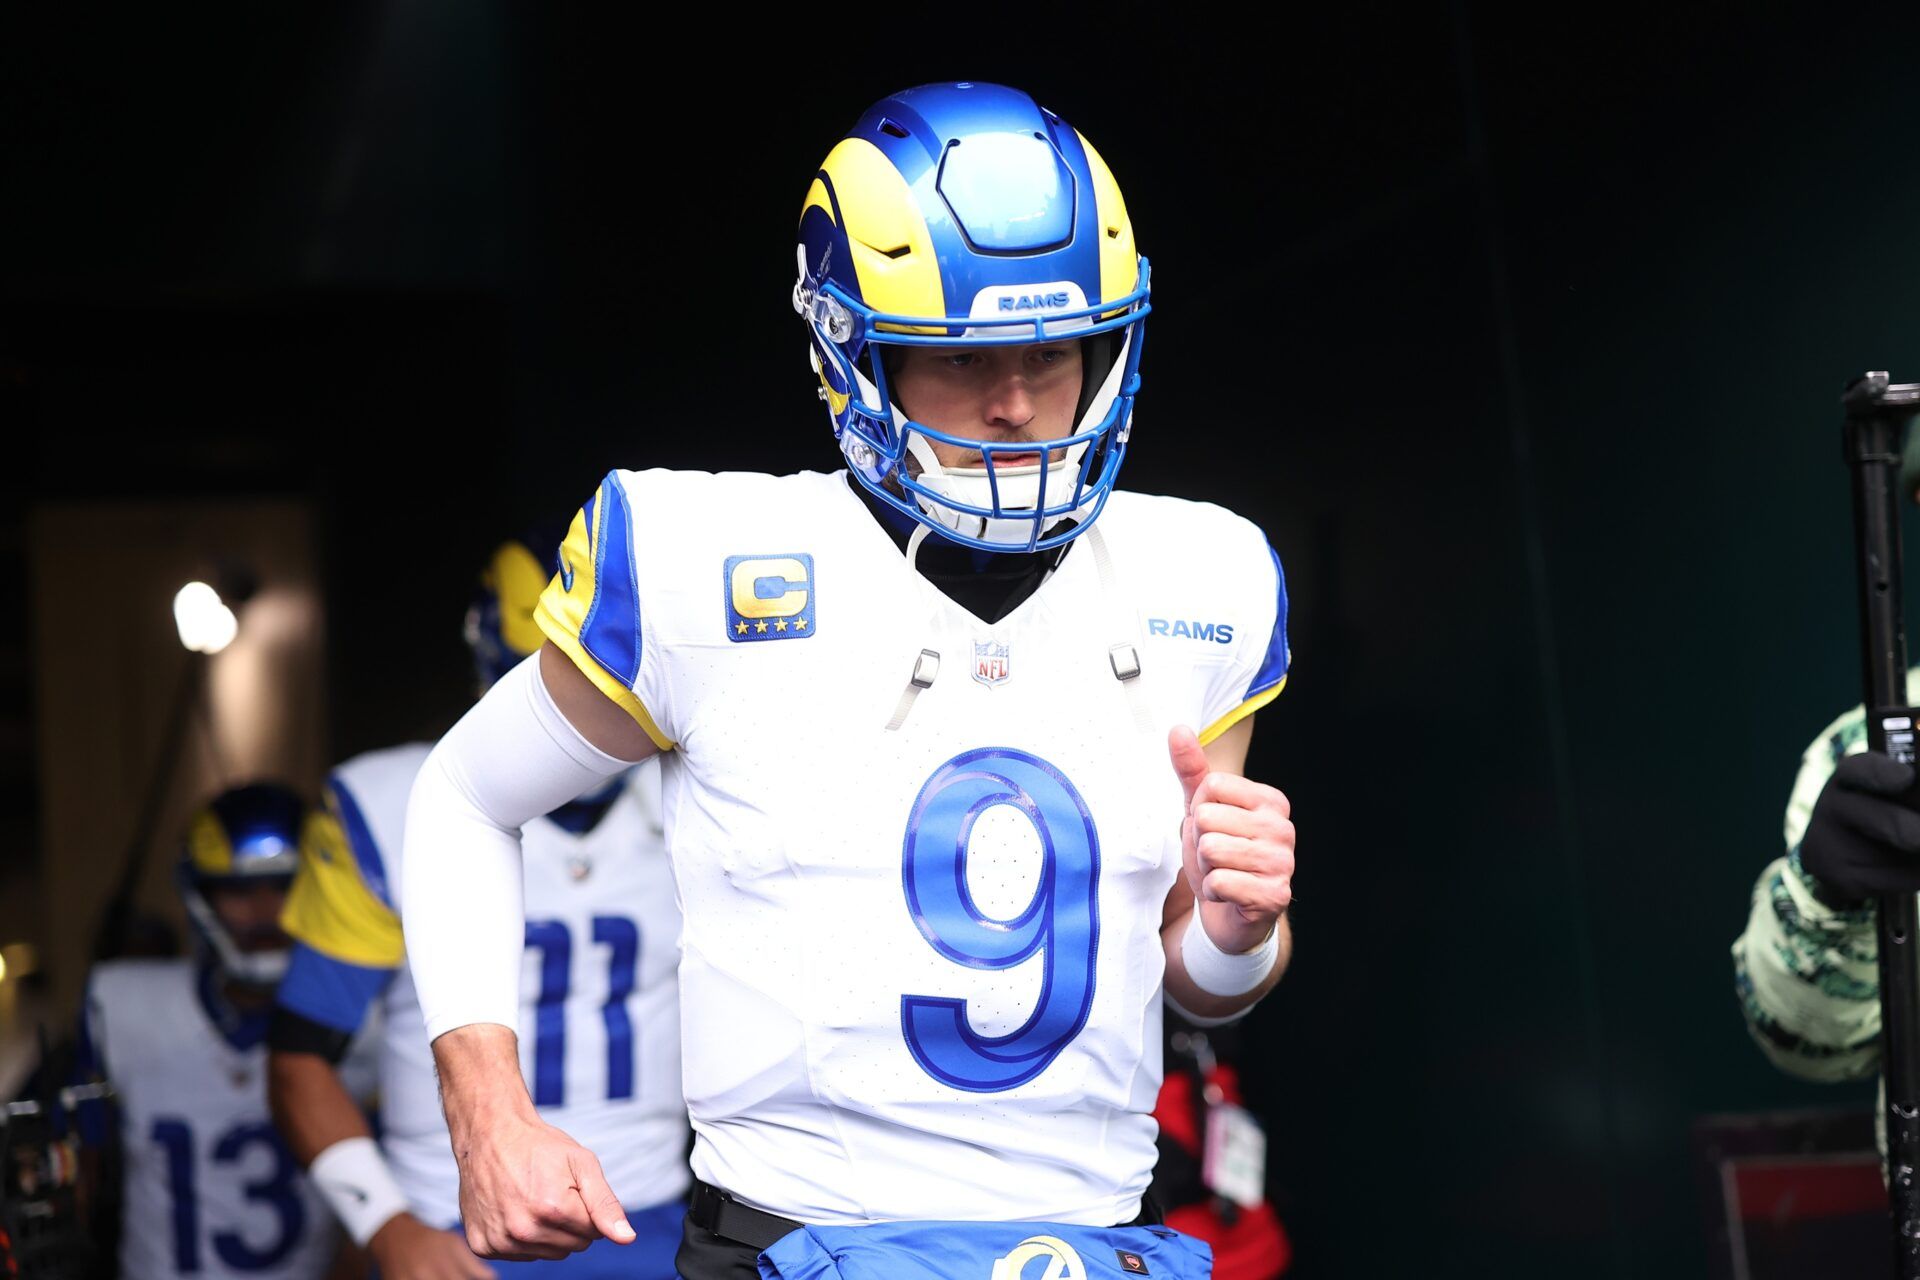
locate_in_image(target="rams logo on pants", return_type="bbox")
[990,1236,1087,1280]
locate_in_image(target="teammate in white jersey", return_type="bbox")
[403,83,1298,1280]
[266,535,687,1278]
[80,783,372,1280]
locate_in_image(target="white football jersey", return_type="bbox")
[87,959,375,1280]
[536,469,1289,1227]
[294,746,687,1228]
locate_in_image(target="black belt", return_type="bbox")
[687,1179,1164,1252]
[688,1180,806,1252]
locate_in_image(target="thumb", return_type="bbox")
[1169,725,1210,809]
[569,1152,634,1244]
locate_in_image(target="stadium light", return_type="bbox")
[0,943,37,982]
[173,581,239,654]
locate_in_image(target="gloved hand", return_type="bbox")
[1799,752,1920,906]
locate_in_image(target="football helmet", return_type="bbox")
[464,524,564,694]
[177,783,303,987]
[795,82,1151,553]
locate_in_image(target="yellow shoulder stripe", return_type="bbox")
[281,811,405,969]
[1197,676,1287,748]
[531,499,675,752]
[534,610,675,751]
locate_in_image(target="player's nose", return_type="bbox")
[982,369,1037,432]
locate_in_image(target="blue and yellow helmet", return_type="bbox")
[795,82,1151,553]
[464,525,564,693]
[178,782,305,986]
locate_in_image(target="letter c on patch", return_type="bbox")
[730,557,809,619]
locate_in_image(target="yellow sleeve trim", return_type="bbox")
[1198,676,1287,747]
[534,606,675,751]
[531,495,675,752]
[281,811,405,969]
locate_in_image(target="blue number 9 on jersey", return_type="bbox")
[900,748,1101,1092]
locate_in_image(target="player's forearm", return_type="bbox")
[402,735,527,1039]
[268,1050,374,1167]
[1160,902,1288,1022]
[272,1051,415,1247]
[402,654,633,1039]
[431,1023,540,1155]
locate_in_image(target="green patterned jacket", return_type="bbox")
[1731,672,1920,1083]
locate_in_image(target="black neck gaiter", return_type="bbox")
[848,477,1070,625]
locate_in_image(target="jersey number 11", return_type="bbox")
[523,915,640,1107]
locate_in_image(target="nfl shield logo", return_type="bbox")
[973,639,1011,687]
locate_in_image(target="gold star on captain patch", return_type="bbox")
[735,621,748,635]
[794,617,809,630]
[755,620,769,634]
[774,619,788,632]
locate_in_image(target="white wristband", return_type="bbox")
[308,1136,410,1247]
[1181,909,1279,998]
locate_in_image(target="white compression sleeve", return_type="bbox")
[402,653,641,1042]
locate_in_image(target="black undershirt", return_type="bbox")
[847,477,1070,624]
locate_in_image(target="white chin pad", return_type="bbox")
[900,430,1095,544]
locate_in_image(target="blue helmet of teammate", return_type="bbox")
[464,524,565,694]
[794,82,1151,553]
[177,783,304,987]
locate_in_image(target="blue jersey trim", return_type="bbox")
[328,775,392,910]
[579,474,643,690]
[1243,543,1291,701]
[275,941,394,1035]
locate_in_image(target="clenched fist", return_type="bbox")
[1169,725,1294,955]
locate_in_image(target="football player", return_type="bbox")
[405,83,1297,1280]
[80,783,371,1279]
[266,535,686,1277]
